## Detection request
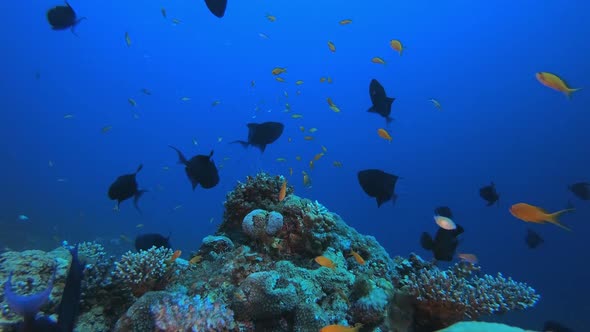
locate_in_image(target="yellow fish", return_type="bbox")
[125,32,131,47]
[313,153,324,161]
[339,19,352,25]
[266,14,276,22]
[171,18,181,25]
[295,80,304,85]
[291,114,303,119]
[371,57,386,65]
[309,128,318,133]
[272,67,287,75]
[390,39,404,55]
[303,136,314,141]
[302,171,312,187]
[332,161,342,167]
[429,98,442,110]
[535,72,580,98]
[295,155,302,161]
[212,100,221,107]
[289,167,293,176]
[276,158,287,162]
[275,77,286,83]
[327,41,336,52]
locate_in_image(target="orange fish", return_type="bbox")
[315,256,335,269]
[320,323,363,332]
[167,250,182,263]
[390,39,404,55]
[377,128,392,142]
[349,250,365,265]
[535,72,580,98]
[278,180,287,201]
[509,203,574,231]
[458,253,478,264]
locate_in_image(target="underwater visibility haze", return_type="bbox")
[1,0,589,331]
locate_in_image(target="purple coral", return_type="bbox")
[150,293,236,331]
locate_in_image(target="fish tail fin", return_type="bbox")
[168,145,188,164]
[547,209,575,231]
[420,232,434,250]
[134,190,148,213]
[566,87,581,99]
[231,140,249,149]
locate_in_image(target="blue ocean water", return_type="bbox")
[1,0,588,330]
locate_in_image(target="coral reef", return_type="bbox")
[0,172,542,331]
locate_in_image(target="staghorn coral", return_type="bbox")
[393,254,540,331]
[113,247,175,297]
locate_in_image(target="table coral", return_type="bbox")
[392,253,540,331]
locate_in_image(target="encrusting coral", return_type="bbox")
[0,172,541,331]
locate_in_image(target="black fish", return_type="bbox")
[135,233,172,251]
[421,224,464,261]
[525,228,544,249]
[569,182,590,200]
[46,1,86,34]
[169,146,219,190]
[357,169,399,207]
[543,321,573,332]
[204,0,227,18]
[108,164,147,212]
[434,206,453,218]
[368,79,395,123]
[231,121,284,152]
[479,181,500,206]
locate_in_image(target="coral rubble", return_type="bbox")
[0,172,541,331]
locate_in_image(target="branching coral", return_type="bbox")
[393,254,540,331]
[113,247,174,297]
